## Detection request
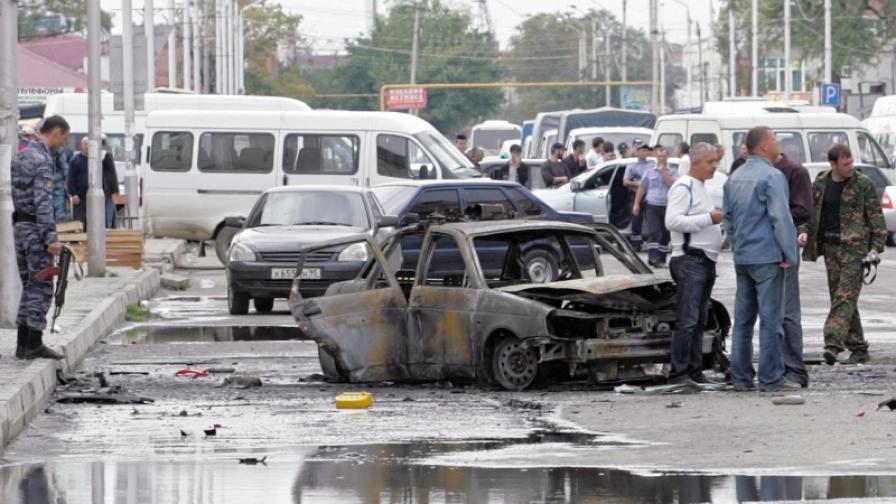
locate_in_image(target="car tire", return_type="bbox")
[491,335,539,391]
[888,233,895,247]
[228,285,250,315]
[254,297,274,313]
[215,226,240,265]
[522,249,559,284]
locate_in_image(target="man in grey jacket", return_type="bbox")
[722,126,801,393]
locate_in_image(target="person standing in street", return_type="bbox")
[633,146,678,267]
[586,136,605,169]
[491,144,530,185]
[68,136,119,228]
[730,143,748,174]
[454,134,468,154]
[775,150,813,387]
[623,143,655,251]
[11,115,68,361]
[541,143,571,188]
[665,142,724,385]
[563,139,587,178]
[675,141,691,177]
[723,126,800,393]
[469,146,485,171]
[602,141,617,161]
[799,144,886,366]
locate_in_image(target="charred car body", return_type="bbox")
[289,219,730,391]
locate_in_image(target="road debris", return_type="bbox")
[335,392,373,409]
[506,399,543,410]
[856,412,867,418]
[176,369,209,378]
[877,398,896,411]
[56,392,155,405]
[207,367,236,374]
[666,401,683,408]
[219,376,263,389]
[615,383,708,395]
[180,429,189,437]
[238,456,267,465]
[771,395,805,406]
[204,424,223,436]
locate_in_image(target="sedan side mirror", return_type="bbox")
[376,215,400,228]
[399,213,420,226]
[224,216,246,228]
[570,180,583,192]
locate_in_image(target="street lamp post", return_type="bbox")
[0,0,20,325]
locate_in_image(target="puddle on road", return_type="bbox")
[2,435,896,503]
[106,325,307,344]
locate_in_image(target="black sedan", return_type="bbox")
[225,186,398,315]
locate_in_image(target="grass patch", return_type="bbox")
[125,304,149,322]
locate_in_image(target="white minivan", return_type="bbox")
[864,95,896,161]
[470,120,522,157]
[651,112,892,174]
[142,109,477,261]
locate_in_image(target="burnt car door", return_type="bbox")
[406,232,480,381]
[292,235,410,382]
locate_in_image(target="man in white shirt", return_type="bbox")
[664,142,724,385]
[675,141,691,177]
[585,136,605,170]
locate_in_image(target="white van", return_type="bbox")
[864,95,896,160]
[44,92,310,180]
[651,112,892,174]
[142,109,477,261]
[564,127,654,152]
[470,120,522,157]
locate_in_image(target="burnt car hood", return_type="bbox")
[497,274,676,310]
[237,225,369,251]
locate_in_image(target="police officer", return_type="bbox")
[11,115,69,360]
[798,144,887,365]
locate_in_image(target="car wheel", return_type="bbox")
[523,249,559,284]
[492,335,539,391]
[254,297,274,313]
[317,347,348,382]
[888,233,895,247]
[228,285,250,315]
[215,226,240,265]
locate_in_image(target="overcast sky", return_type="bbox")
[103,0,716,52]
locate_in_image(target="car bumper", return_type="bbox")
[227,261,365,298]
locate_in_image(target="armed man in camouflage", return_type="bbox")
[798,144,887,365]
[11,115,69,360]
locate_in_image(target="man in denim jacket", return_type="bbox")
[722,126,800,393]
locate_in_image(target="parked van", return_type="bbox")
[701,98,836,115]
[564,126,654,152]
[142,109,477,262]
[44,92,310,180]
[651,112,892,174]
[864,95,896,160]
[469,120,522,157]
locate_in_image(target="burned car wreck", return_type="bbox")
[289,219,730,391]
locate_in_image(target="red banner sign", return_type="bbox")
[385,87,428,110]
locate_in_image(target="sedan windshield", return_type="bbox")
[249,191,370,228]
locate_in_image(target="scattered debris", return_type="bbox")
[95,372,109,388]
[614,383,719,395]
[108,371,150,376]
[178,409,189,417]
[856,412,867,418]
[878,398,896,411]
[176,369,209,378]
[180,429,189,437]
[238,456,267,465]
[219,376,262,389]
[771,395,805,406]
[131,407,139,415]
[401,396,415,402]
[666,401,682,409]
[506,399,543,411]
[857,391,885,396]
[300,373,327,383]
[206,367,236,374]
[204,424,223,436]
[160,273,191,291]
[335,392,373,409]
[57,392,154,405]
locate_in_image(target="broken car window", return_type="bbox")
[421,234,470,288]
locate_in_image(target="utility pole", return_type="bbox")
[192,0,201,91]
[88,0,106,276]
[183,0,192,90]
[784,0,791,100]
[824,0,832,83]
[202,0,210,93]
[591,19,597,81]
[123,0,139,230]
[751,0,758,96]
[410,6,420,85]
[231,0,239,93]
[621,0,627,82]
[685,12,692,107]
[237,6,245,93]
[215,0,222,93]
[168,0,176,86]
[729,3,736,97]
[578,28,587,82]
[660,29,666,113]
[605,25,611,106]
[650,0,659,113]
[0,0,20,325]
[146,0,156,92]
[697,22,705,105]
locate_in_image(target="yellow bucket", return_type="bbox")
[335,391,373,409]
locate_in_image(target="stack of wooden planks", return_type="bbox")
[57,222,144,268]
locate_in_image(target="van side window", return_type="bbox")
[657,133,682,153]
[776,132,806,164]
[690,133,718,145]
[377,135,437,180]
[808,132,848,162]
[197,132,275,173]
[409,189,460,219]
[150,131,193,172]
[283,134,359,175]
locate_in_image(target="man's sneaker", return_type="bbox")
[759,379,802,393]
[823,349,839,366]
[733,382,756,392]
[691,373,722,384]
[841,351,870,365]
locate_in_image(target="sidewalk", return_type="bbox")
[0,267,159,452]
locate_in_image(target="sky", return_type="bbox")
[101,0,716,52]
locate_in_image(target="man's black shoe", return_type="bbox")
[823,349,839,366]
[15,325,27,359]
[842,351,870,365]
[24,329,64,361]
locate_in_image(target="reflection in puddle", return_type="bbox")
[3,438,896,503]
[106,325,306,344]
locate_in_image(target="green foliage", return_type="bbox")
[715,0,896,86]
[18,0,113,38]
[125,304,149,322]
[241,0,313,102]
[305,0,504,134]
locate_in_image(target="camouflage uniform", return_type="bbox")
[12,140,59,332]
[801,171,887,354]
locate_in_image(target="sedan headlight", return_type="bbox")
[337,242,369,262]
[228,242,257,262]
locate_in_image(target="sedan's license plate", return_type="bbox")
[271,268,320,280]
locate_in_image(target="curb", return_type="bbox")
[145,239,187,274]
[0,268,160,452]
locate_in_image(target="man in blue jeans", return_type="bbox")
[665,142,724,385]
[722,126,801,393]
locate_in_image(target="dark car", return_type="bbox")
[225,186,400,315]
[371,179,597,282]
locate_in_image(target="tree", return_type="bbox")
[241,0,314,101]
[18,0,112,38]
[304,0,504,134]
[714,0,896,89]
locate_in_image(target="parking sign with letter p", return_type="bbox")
[821,83,841,108]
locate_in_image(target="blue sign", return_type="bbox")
[621,85,650,110]
[821,83,841,107]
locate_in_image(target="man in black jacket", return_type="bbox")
[562,139,587,178]
[68,136,119,228]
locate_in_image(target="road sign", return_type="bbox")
[821,83,841,108]
[620,85,650,110]
[384,87,428,110]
